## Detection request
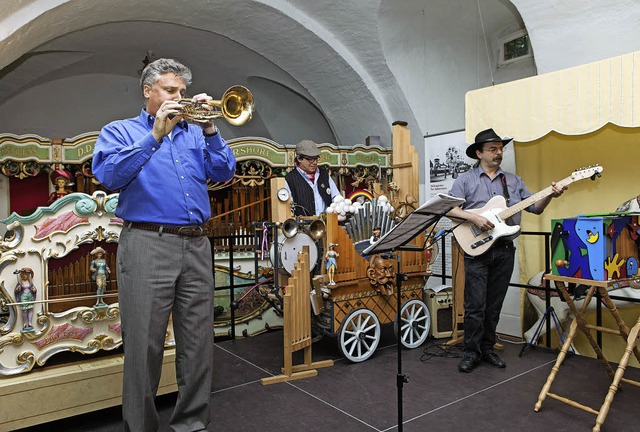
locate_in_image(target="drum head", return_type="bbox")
[279,233,318,274]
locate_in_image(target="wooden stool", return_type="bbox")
[534,275,640,432]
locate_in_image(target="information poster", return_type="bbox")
[424,130,466,289]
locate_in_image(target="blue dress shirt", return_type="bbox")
[92,109,236,225]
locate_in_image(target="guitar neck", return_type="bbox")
[499,175,573,220]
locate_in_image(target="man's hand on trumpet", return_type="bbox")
[190,93,217,135]
[152,99,183,142]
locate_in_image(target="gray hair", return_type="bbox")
[139,58,192,90]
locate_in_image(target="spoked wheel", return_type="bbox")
[395,299,431,349]
[338,308,381,362]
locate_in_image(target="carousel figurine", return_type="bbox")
[325,243,339,286]
[47,168,74,205]
[14,268,37,331]
[90,247,111,305]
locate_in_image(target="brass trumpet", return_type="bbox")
[177,85,254,126]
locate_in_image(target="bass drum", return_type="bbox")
[277,233,319,274]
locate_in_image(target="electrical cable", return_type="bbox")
[420,338,463,362]
[477,0,495,85]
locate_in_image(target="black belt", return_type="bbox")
[126,221,209,237]
[493,238,514,247]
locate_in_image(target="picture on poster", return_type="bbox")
[424,129,515,288]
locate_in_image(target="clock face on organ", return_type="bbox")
[277,188,290,202]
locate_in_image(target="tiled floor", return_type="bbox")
[17,327,640,431]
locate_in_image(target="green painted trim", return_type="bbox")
[346,151,389,166]
[0,143,50,161]
[0,133,392,169]
[63,139,96,163]
[231,143,287,165]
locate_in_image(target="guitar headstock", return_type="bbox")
[570,164,603,181]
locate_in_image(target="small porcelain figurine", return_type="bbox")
[14,268,37,331]
[47,169,74,205]
[325,243,339,286]
[369,226,381,244]
[90,247,111,305]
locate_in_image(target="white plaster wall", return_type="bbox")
[513,0,640,74]
[379,0,536,139]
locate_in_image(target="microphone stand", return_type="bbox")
[383,226,452,432]
[360,194,464,431]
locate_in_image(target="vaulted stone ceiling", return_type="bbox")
[0,0,519,147]
[1,0,639,150]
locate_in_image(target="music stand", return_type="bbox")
[363,193,464,255]
[364,193,464,431]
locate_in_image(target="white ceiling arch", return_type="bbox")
[0,0,419,148]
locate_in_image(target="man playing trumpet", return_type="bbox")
[93,58,236,432]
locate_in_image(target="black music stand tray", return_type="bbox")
[363,193,464,432]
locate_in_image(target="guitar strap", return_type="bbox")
[500,174,510,204]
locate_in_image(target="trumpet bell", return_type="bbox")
[307,219,326,241]
[221,85,254,126]
[282,218,298,238]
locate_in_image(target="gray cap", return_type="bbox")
[295,139,321,157]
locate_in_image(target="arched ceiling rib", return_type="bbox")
[0,0,419,148]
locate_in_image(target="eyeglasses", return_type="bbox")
[300,156,320,162]
[483,146,504,154]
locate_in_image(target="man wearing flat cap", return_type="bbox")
[284,139,339,216]
[447,128,566,373]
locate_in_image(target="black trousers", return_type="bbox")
[462,240,516,358]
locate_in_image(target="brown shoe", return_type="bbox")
[482,350,506,368]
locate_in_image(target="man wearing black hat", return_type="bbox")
[447,128,566,373]
[285,139,339,216]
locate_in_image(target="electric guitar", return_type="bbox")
[452,165,603,256]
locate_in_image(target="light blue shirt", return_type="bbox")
[92,109,236,225]
[448,165,539,227]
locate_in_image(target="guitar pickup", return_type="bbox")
[471,235,493,249]
[470,226,484,236]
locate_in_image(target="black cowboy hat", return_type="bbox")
[465,128,512,159]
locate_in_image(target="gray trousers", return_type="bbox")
[117,227,214,432]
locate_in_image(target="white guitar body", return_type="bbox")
[452,165,604,257]
[453,196,520,256]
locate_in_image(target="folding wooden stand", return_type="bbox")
[534,274,640,432]
[261,247,333,385]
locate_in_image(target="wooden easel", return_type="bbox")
[261,246,333,385]
[535,275,640,432]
